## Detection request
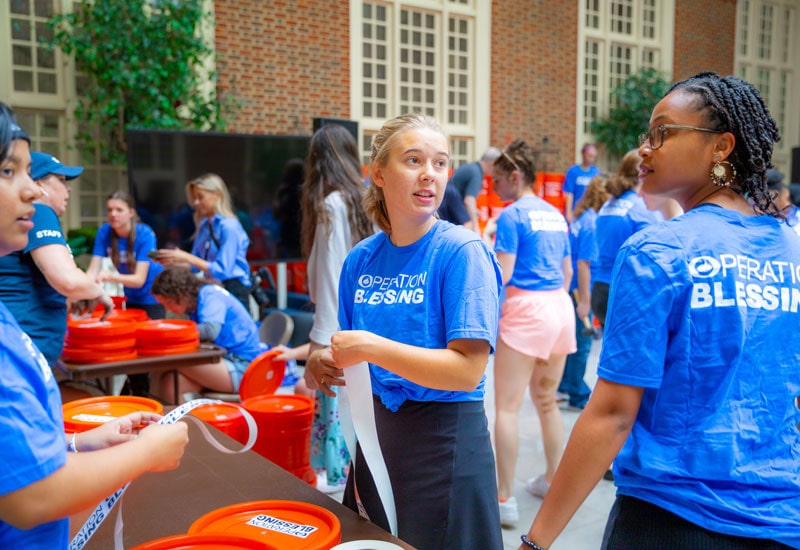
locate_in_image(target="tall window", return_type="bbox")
[577,0,674,160]
[735,0,798,175]
[353,1,490,169]
[2,1,126,230]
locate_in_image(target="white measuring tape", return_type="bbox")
[68,399,257,550]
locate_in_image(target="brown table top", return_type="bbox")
[76,418,413,548]
[62,343,226,381]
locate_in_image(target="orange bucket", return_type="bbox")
[188,500,341,550]
[63,396,163,433]
[241,395,313,471]
[130,533,272,549]
[190,403,249,445]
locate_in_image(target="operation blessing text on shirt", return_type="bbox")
[689,253,800,312]
[354,272,427,305]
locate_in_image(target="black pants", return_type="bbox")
[591,281,610,328]
[602,495,792,549]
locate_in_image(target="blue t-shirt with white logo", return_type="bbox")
[569,208,598,292]
[592,190,658,286]
[562,164,601,210]
[598,205,800,547]
[0,302,67,548]
[494,195,570,291]
[192,284,261,364]
[338,221,502,412]
[0,203,69,365]
[92,222,163,305]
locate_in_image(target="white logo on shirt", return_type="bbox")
[21,332,51,383]
[690,253,800,312]
[354,271,427,305]
[527,211,568,233]
[36,229,62,239]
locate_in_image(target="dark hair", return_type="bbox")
[667,71,781,216]
[493,138,537,184]
[0,102,29,164]
[301,124,373,256]
[606,149,641,198]
[151,265,210,312]
[107,190,139,272]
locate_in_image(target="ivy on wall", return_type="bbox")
[45,0,239,165]
[590,68,671,159]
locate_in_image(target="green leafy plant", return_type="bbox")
[45,0,239,165]
[590,68,671,159]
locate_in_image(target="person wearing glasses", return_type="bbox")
[517,72,798,550]
[0,151,113,399]
[491,139,575,526]
[590,148,659,328]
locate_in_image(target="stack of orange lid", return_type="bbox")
[187,500,341,549]
[62,318,138,363]
[136,319,200,356]
[63,395,163,433]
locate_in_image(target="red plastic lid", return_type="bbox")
[242,394,314,416]
[61,347,138,364]
[63,337,137,351]
[130,533,274,550]
[188,500,341,550]
[63,396,163,433]
[190,403,244,423]
[238,349,286,401]
[137,341,200,356]
[67,318,138,339]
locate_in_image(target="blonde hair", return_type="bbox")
[573,174,610,219]
[185,173,236,219]
[364,113,450,234]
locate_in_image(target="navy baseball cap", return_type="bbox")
[30,151,84,181]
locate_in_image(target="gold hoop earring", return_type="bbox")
[710,159,736,188]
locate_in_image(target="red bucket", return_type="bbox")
[241,395,314,471]
[190,403,249,445]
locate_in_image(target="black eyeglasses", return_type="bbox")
[638,124,722,150]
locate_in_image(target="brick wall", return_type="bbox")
[490,0,579,172]
[214,0,351,135]
[673,0,736,81]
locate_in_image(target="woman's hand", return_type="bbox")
[303,347,345,398]
[155,248,190,266]
[135,422,190,472]
[77,411,163,451]
[330,330,374,368]
[95,271,116,284]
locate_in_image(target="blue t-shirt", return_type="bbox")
[598,205,800,547]
[592,190,659,285]
[569,208,598,292]
[562,164,601,210]
[0,303,68,548]
[449,161,483,199]
[92,222,163,305]
[192,284,262,365]
[0,203,69,365]
[338,221,502,412]
[191,214,251,286]
[494,195,570,291]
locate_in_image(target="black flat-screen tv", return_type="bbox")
[126,128,311,263]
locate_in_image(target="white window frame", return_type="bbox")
[576,0,674,166]
[350,0,491,170]
[735,0,799,177]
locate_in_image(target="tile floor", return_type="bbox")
[313,338,614,549]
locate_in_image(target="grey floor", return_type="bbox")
[309,338,614,549]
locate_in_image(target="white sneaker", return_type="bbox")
[498,496,519,526]
[525,474,550,498]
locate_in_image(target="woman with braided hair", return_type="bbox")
[517,72,798,550]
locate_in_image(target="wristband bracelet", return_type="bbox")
[520,534,545,550]
[68,432,79,453]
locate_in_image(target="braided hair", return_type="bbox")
[667,71,781,216]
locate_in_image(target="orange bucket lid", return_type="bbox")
[188,500,341,550]
[242,394,313,416]
[63,396,163,433]
[130,533,274,550]
[190,402,244,423]
[94,308,150,323]
[61,347,138,364]
[67,318,138,339]
[238,349,285,401]
[137,341,200,356]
